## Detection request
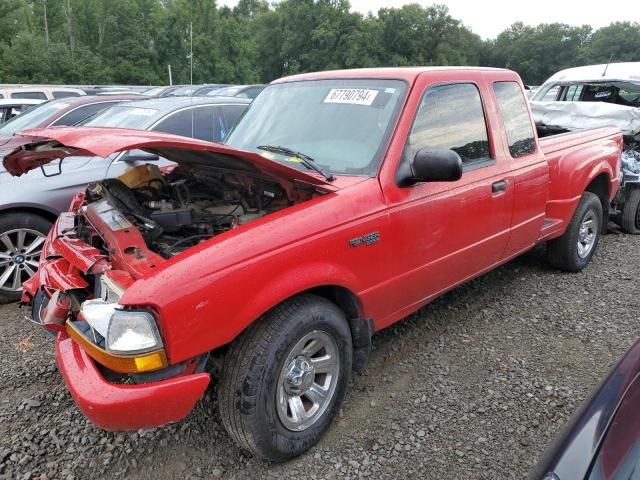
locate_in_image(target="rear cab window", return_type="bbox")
[405,83,491,169]
[493,82,536,158]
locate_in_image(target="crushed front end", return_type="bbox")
[24,184,215,430]
[8,128,326,431]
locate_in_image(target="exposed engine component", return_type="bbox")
[82,164,290,258]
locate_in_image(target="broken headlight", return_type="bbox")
[106,310,163,355]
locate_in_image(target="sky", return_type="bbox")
[217,0,638,39]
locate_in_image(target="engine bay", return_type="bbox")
[79,164,301,258]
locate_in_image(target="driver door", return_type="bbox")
[381,79,514,320]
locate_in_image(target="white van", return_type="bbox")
[0,86,86,100]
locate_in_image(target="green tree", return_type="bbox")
[489,22,592,84]
[581,22,640,64]
[0,0,638,86]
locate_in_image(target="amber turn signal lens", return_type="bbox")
[66,322,168,373]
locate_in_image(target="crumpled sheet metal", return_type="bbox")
[622,150,640,176]
[531,101,640,138]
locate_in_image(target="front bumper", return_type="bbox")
[56,333,210,431]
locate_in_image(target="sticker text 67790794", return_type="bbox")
[324,88,379,106]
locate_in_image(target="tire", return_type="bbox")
[218,294,352,462]
[0,213,52,304]
[547,192,602,272]
[621,189,640,234]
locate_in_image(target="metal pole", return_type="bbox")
[168,64,173,86]
[190,22,194,137]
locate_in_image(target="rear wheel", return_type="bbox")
[547,192,602,272]
[0,213,51,304]
[218,294,352,462]
[621,189,640,234]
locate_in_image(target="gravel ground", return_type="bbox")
[1,230,639,480]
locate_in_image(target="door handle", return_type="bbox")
[492,180,508,193]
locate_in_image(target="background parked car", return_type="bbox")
[0,99,44,124]
[192,84,231,95]
[80,86,149,95]
[142,86,177,97]
[0,96,250,302]
[531,62,640,234]
[0,85,85,100]
[0,95,143,160]
[164,85,201,97]
[207,84,266,99]
[531,338,640,480]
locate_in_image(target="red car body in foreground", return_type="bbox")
[5,67,622,461]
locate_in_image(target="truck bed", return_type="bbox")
[538,126,622,155]
[537,125,622,242]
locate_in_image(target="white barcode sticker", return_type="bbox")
[324,88,379,106]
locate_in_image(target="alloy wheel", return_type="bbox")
[576,211,597,259]
[276,330,340,432]
[0,228,45,293]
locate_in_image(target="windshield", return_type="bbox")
[0,100,67,136]
[82,106,158,129]
[225,79,407,176]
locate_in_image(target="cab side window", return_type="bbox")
[493,81,536,158]
[406,83,491,166]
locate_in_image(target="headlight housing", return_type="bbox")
[73,298,167,373]
[106,310,163,354]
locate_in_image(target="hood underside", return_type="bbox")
[2,127,335,191]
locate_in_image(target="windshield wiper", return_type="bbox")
[257,145,334,181]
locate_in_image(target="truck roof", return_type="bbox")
[274,66,515,84]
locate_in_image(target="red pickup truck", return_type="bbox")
[4,67,622,461]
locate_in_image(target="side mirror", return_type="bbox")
[122,149,159,163]
[409,148,463,184]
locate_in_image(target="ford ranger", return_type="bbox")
[3,67,622,461]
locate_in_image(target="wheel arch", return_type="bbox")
[281,285,373,373]
[584,172,610,233]
[0,205,59,224]
[232,283,373,374]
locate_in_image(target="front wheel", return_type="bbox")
[547,192,603,272]
[0,213,51,304]
[218,294,352,462]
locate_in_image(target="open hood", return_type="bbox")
[2,127,336,190]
